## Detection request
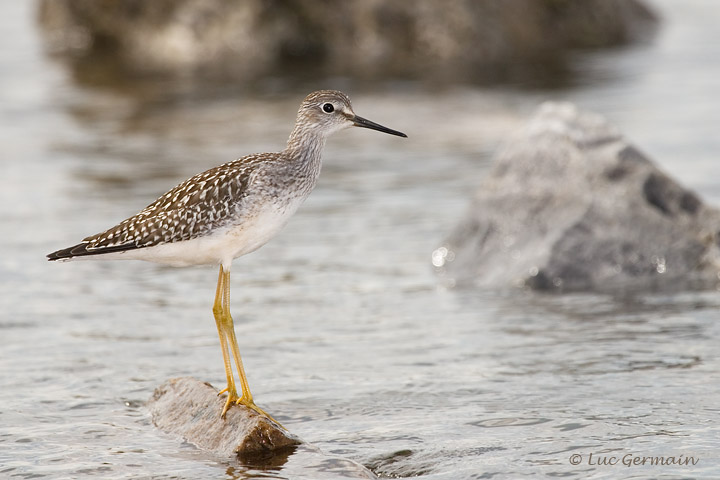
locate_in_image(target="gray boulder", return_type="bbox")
[434,102,720,292]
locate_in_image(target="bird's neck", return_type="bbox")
[284,124,327,168]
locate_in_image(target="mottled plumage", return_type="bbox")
[47,90,406,419]
[53,157,259,254]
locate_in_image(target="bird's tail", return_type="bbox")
[47,242,137,261]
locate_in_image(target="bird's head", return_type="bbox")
[294,90,407,139]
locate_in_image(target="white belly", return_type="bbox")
[94,197,305,268]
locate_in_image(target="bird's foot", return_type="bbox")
[236,396,284,429]
[220,389,240,418]
[218,389,284,428]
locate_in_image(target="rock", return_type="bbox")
[148,378,376,477]
[148,377,300,460]
[434,102,720,292]
[36,0,657,86]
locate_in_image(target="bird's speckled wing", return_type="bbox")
[48,153,277,260]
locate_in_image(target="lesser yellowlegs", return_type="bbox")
[47,90,407,419]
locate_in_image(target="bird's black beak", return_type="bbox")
[352,115,407,138]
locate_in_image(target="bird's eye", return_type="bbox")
[322,103,334,113]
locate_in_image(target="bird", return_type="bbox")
[47,90,407,421]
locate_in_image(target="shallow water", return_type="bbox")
[2,1,720,478]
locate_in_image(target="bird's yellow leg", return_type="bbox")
[221,269,252,402]
[221,268,282,426]
[213,265,239,418]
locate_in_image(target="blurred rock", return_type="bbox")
[434,102,720,292]
[37,0,656,86]
[148,377,300,460]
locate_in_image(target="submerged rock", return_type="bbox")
[148,377,300,460]
[434,102,720,292]
[36,0,656,86]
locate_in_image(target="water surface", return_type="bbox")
[1,1,719,478]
